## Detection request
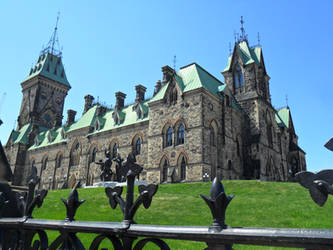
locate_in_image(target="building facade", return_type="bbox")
[4,35,306,189]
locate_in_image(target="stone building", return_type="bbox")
[4,30,306,189]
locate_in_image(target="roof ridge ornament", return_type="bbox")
[239,16,248,43]
[40,12,62,57]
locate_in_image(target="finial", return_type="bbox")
[173,55,177,72]
[258,32,261,46]
[229,42,232,55]
[286,95,289,107]
[40,12,62,57]
[239,16,248,42]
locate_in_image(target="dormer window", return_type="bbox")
[47,132,52,143]
[114,115,119,125]
[46,64,50,72]
[34,138,40,146]
[94,120,100,131]
[138,108,142,119]
[234,65,244,88]
[60,128,66,139]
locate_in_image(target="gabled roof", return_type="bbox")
[28,126,67,150]
[67,105,98,132]
[24,53,70,87]
[10,123,32,144]
[223,41,262,73]
[276,107,290,128]
[150,63,223,103]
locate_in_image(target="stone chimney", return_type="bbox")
[135,84,147,103]
[66,109,76,127]
[161,65,174,85]
[153,80,162,96]
[96,105,107,117]
[115,92,126,110]
[83,94,94,114]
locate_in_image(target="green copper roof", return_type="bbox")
[94,101,150,135]
[29,126,67,150]
[67,105,98,132]
[12,123,32,144]
[150,63,223,104]
[276,107,290,128]
[24,53,70,87]
[223,41,262,73]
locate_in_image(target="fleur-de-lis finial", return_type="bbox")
[61,181,85,221]
[200,177,234,232]
[105,152,158,226]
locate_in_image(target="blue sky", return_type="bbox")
[0,1,332,172]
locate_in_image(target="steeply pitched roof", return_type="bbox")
[150,63,223,103]
[24,53,70,87]
[276,107,290,128]
[223,41,262,73]
[11,123,32,144]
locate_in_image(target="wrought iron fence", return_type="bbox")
[2,151,333,249]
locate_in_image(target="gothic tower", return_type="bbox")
[17,20,70,131]
[7,18,70,185]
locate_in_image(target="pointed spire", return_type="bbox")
[40,12,62,57]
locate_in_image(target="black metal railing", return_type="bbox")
[2,151,333,249]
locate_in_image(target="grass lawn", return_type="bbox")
[32,180,333,249]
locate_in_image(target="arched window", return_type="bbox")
[112,143,118,159]
[180,156,186,181]
[210,126,215,146]
[132,135,142,155]
[69,142,80,167]
[160,157,169,183]
[266,111,273,147]
[90,147,97,163]
[56,154,63,169]
[234,65,244,88]
[177,124,185,145]
[173,88,178,104]
[135,137,141,155]
[42,157,48,171]
[166,127,173,147]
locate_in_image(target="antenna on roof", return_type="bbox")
[173,55,177,72]
[239,16,248,42]
[41,12,62,57]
